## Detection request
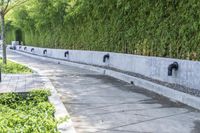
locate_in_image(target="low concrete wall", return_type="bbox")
[16,45,200,90]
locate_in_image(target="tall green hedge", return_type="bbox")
[6,0,200,60]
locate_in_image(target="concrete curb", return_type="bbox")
[13,45,200,91]
[7,56,76,133]
[11,50,200,111]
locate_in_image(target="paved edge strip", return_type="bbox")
[7,56,76,133]
[11,50,200,111]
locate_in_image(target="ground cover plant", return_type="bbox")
[0,58,32,74]
[0,90,59,133]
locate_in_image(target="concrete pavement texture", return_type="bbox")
[1,50,200,133]
[0,74,46,93]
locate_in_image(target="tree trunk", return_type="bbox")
[1,14,7,64]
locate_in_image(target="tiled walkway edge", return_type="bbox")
[11,49,200,111]
[7,58,76,133]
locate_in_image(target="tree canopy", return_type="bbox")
[5,0,200,60]
[0,0,27,15]
[0,0,29,64]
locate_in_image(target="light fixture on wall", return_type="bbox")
[168,62,179,76]
[43,49,47,55]
[31,48,34,52]
[103,54,110,63]
[64,51,69,58]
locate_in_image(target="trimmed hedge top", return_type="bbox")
[6,0,200,60]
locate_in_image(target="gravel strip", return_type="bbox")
[14,51,200,97]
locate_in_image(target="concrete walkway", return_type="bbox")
[2,50,200,133]
[0,74,46,93]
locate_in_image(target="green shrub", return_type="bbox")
[0,90,59,133]
[0,59,32,74]
[6,0,200,60]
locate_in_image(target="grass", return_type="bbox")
[0,90,59,133]
[0,58,32,74]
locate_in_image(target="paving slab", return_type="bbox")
[0,73,46,93]
[1,50,200,133]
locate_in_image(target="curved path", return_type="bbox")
[4,50,200,133]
